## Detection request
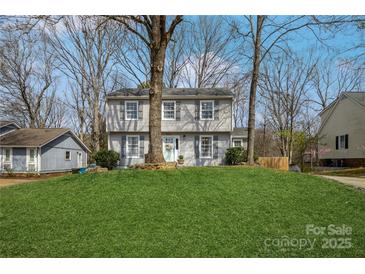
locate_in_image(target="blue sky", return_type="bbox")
[49,16,364,128]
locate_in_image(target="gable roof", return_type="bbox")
[107,88,234,99]
[319,92,365,116]
[0,128,90,152]
[0,120,20,129]
[318,92,365,133]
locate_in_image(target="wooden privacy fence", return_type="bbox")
[258,157,289,171]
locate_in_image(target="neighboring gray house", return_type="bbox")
[0,124,90,173]
[106,88,247,167]
[318,92,365,167]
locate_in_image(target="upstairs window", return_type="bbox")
[200,101,214,120]
[162,101,176,120]
[127,136,139,158]
[125,101,138,120]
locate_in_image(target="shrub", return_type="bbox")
[4,166,14,176]
[94,150,119,170]
[225,147,247,165]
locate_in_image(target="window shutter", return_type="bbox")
[335,136,339,150]
[195,100,200,120]
[139,135,144,158]
[176,101,181,121]
[214,100,219,120]
[120,100,125,120]
[213,135,219,159]
[194,135,200,159]
[121,135,126,158]
[138,101,143,120]
[345,134,348,149]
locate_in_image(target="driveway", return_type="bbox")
[0,172,70,188]
[0,177,48,188]
[321,175,365,191]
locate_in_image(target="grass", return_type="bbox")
[0,167,364,257]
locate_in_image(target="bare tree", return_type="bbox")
[180,16,240,88]
[114,31,150,87]
[0,26,63,128]
[48,16,121,152]
[259,54,315,163]
[107,16,183,163]
[164,23,189,88]
[233,15,365,165]
[231,75,249,128]
[310,58,364,110]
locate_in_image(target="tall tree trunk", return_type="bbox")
[247,16,265,165]
[146,16,167,163]
[107,15,182,163]
[92,98,100,152]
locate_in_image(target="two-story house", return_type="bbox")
[318,92,365,167]
[106,88,247,167]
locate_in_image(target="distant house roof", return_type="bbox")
[318,92,365,133]
[319,92,365,116]
[0,128,90,152]
[0,120,20,129]
[107,88,234,99]
[232,127,248,137]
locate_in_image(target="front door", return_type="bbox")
[162,136,179,162]
[77,152,82,168]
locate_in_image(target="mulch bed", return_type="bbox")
[130,162,177,170]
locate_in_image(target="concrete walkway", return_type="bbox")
[321,175,365,191]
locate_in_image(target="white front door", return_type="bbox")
[162,136,179,162]
[77,152,82,168]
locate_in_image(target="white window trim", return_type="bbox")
[26,147,38,172]
[65,150,71,161]
[338,134,349,150]
[232,138,243,147]
[3,147,13,169]
[126,135,140,159]
[125,101,139,121]
[200,100,214,120]
[162,100,176,120]
[199,135,213,159]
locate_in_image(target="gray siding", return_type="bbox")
[0,124,18,136]
[109,132,230,167]
[41,133,87,172]
[318,95,365,160]
[12,148,27,172]
[0,147,30,173]
[107,99,233,133]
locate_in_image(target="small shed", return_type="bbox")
[0,127,90,173]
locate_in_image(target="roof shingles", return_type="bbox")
[0,128,69,147]
[107,88,234,98]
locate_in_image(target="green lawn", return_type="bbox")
[1,167,364,257]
